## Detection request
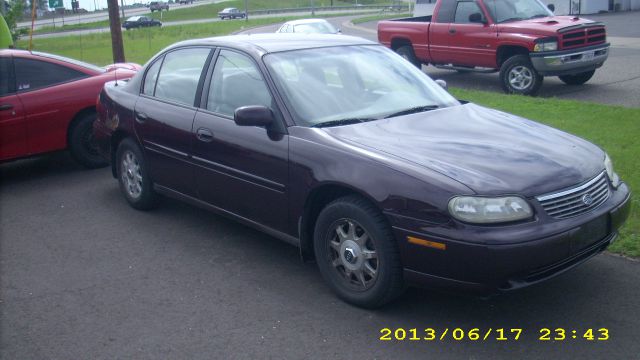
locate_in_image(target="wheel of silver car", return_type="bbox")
[314,195,404,308]
[499,54,543,96]
[116,138,157,210]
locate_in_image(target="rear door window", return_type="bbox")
[0,57,14,97]
[154,48,211,106]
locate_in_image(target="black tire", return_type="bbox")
[115,138,157,210]
[68,112,108,169]
[558,70,595,85]
[395,45,420,68]
[314,195,404,308]
[499,54,543,96]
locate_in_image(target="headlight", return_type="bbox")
[448,196,533,224]
[534,40,558,52]
[604,153,620,188]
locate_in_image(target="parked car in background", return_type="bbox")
[123,16,162,30]
[218,7,246,19]
[149,1,169,12]
[179,0,193,3]
[95,34,630,308]
[378,0,610,95]
[0,50,139,168]
[276,19,341,34]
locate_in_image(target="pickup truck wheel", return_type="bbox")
[500,55,543,96]
[395,46,420,68]
[558,70,595,85]
[116,138,158,210]
[68,112,108,169]
[314,195,404,308]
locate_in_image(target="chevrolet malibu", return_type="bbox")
[94,34,630,308]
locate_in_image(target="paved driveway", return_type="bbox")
[1,152,639,360]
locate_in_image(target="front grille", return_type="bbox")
[560,26,607,49]
[536,172,610,219]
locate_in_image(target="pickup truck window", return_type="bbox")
[435,0,456,22]
[454,1,485,23]
[484,0,552,23]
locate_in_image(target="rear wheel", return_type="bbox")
[558,70,595,85]
[116,138,157,210]
[314,195,404,308]
[68,112,108,169]
[499,55,543,96]
[395,45,420,68]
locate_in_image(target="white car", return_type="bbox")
[276,19,341,34]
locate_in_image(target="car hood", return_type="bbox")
[322,103,604,197]
[497,16,602,37]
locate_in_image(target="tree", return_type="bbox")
[4,0,27,41]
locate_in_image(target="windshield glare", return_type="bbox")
[484,0,552,23]
[295,21,337,34]
[264,46,459,127]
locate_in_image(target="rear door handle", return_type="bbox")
[135,111,148,123]
[196,128,214,142]
[0,104,13,111]
[449,28,457,34]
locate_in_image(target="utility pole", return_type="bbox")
[244,0,248,21]
[107,0,125,62]
[120,0,125,19]
[311,0,314,15]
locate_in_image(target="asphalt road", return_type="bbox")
[1,154,640,359]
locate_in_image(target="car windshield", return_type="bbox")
[222,8,235,12]
[294,21,337,34]
[264,45,459,127]
[484,0,552,23]
[127,16,141,21]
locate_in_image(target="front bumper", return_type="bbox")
[391,183,631,294]
[530,43,610,76]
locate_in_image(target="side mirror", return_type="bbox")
[468,12,486,24]
[435,79,448,91]
[547,3,555,12]
[234,105,274,127]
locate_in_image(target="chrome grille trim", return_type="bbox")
[536,172,610,219]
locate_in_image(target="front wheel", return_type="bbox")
[558,70,595,85]
[395,45,420,68]
[68,112,108,169]
[116,138,157,210]
[499,55,543,96]
[314,195,404,308]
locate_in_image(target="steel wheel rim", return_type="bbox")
[121,150,143,199]
[508,66,533,90]
[327,219,378,291]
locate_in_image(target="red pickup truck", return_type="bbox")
[378,0,610,95]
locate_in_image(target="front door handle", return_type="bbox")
[135,111,148,123]
[0,104,14,111]
[196,128,214,142]
[449,28,457,34]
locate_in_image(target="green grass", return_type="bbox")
[451,88,639,257]
[18,14,347,65]
[33,20,111,34]
[351,12,411,24]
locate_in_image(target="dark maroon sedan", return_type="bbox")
[95,34,630,308]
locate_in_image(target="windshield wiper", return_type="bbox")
[499,17,524,23]
[311,118,374,128]
[384,105,440,119]
[527,14,550,20]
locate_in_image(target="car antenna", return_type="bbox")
[114,67,119,87]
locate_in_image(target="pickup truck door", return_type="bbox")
[428,0,457,64]
[447,1,497,68]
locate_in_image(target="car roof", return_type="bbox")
[127,16,142,21]
[222,7,236,11]
[283,18,330,26]
[169,33,375,54]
